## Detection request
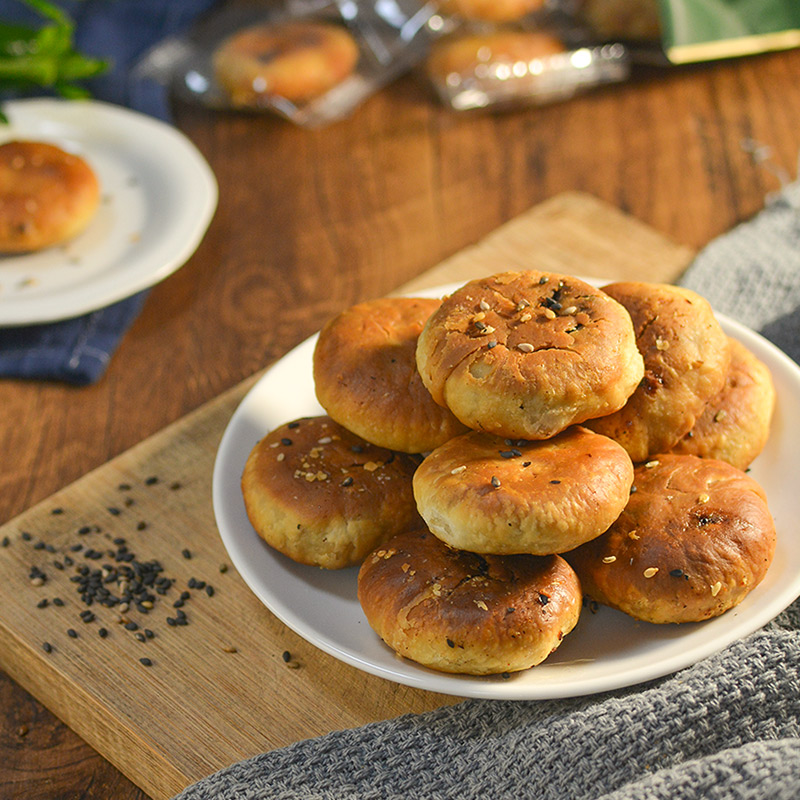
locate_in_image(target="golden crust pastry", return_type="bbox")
[213,21,359,106]
[413,426,634,555]
[241,415,422,569]
[565,453,776,624]
[415,271,645,440]
[438,0,546,21]
[671,337,775,470]
[0,140,100,252]
[358,528,582,674]
[313,297,469,454]
[427,30,566,83]
[585,282,731,463]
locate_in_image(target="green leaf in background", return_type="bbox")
[0,0,109,119]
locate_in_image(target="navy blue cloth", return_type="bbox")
[0,0,217,384]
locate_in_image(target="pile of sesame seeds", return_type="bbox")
[4,476,228,668]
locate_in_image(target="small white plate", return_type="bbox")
[212,283,800,700]
[0,98,217,325]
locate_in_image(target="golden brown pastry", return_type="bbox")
[213,21,359,106]
[438,0,546,21]
[585,282,731,463]
[427,29,567,85]
[0,140,100,252]
[415,270,645,440]
[241,415,422,569]
[565,453,776,624]
[413,426,634,555]
[358,528,582,674]
[671,337,775,470]
[313,297,469,454]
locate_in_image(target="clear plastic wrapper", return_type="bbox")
[133,0,439,127]
[424,22,630,111]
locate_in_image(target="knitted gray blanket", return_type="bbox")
[175,181,800,800]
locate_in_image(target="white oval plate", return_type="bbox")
[0,98,217,325]
[212,282,800,699]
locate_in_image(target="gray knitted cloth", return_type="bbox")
[175,183,800,800]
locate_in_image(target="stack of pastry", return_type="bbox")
[241,270,776,675]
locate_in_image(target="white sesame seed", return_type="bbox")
[544,308,556,319]
[710,581,722,596]
[698,493,710,503]
[644,460,660,469]
[643,567,659,578]
[517,343,535,352]
[450,465,467,474]
[602,556,617,564]
[479,299,490,311]
[519,313,532,323]
[563,305,578,315]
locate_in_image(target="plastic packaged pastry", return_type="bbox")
[132,0,440,127]
[424,22,629,111]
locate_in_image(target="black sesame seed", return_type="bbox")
[538,276,548,284]
[1,536,9,547]
[42,642,53,653]
[537,593,550,606]
[51,507,64,515]
[499,450,517,459]
[53,597,64,607]
[205,585,215,597]
[446,638,455,648]
[490,476,501,488]
[280,438,293,446]
[139,657,153,666]
[669,569,684,578]
[501,672,511,679]
[98,628,108,638]
[118,483,131,491]
[166,617,177,626]
[67,629,78,638]
[630,486,637,494]
[550,479,561,484]
[287,421,300,429]
[522,461,531,467]
[487,340,498,349]
[137,521,147,531]
[282,650,292,662]
[145,476,158,485]
[135,633,146,642]
[351,445,363,453]
[341,476,354,487]
[169,481,182,490]
[144,629,154,639]
[182,548,192,560]
[107,507,121,516]
[21,532,32,541]
[37,599,48,609]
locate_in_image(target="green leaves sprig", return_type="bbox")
[0,0,108,110]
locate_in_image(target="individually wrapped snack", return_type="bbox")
[425,24,629,111]
[133,0,439,127]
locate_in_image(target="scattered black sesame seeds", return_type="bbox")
[282,650,292,663]
[490,476,501,488]
[42,642,53,653]
[139,657,153,667]
[182,548,192,560]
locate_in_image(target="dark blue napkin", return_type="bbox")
[0,0,217,385]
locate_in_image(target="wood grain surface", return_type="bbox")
[1,26,800,800]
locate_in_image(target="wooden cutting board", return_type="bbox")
[0,192,694,800]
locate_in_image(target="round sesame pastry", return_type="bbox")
[415,270,645,440]
[313,297,470,454]
[241,415,422,569]
[427,30,567,86]
[564,453,776,624]
[357,528,582,675]
[413,426,634,555]
[438,0,546,21]
[0,140,100,252]
[212,21,360,107]
[670,337,775,471]
[585,281,732,464]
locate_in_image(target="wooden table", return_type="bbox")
[2,34,800,799]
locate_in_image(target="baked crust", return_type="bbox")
[427,30,566,82]
[413,426,634,555]
[213,21,359,106]
[671,337,775,470]
[585,281,731,463]
[358,528,582,674]
[565,453,776,623]
[438,0,546,21]
[241,415,422,569]
[0,140,100,252]
[313,297,469,453]
[415,271,644,440]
